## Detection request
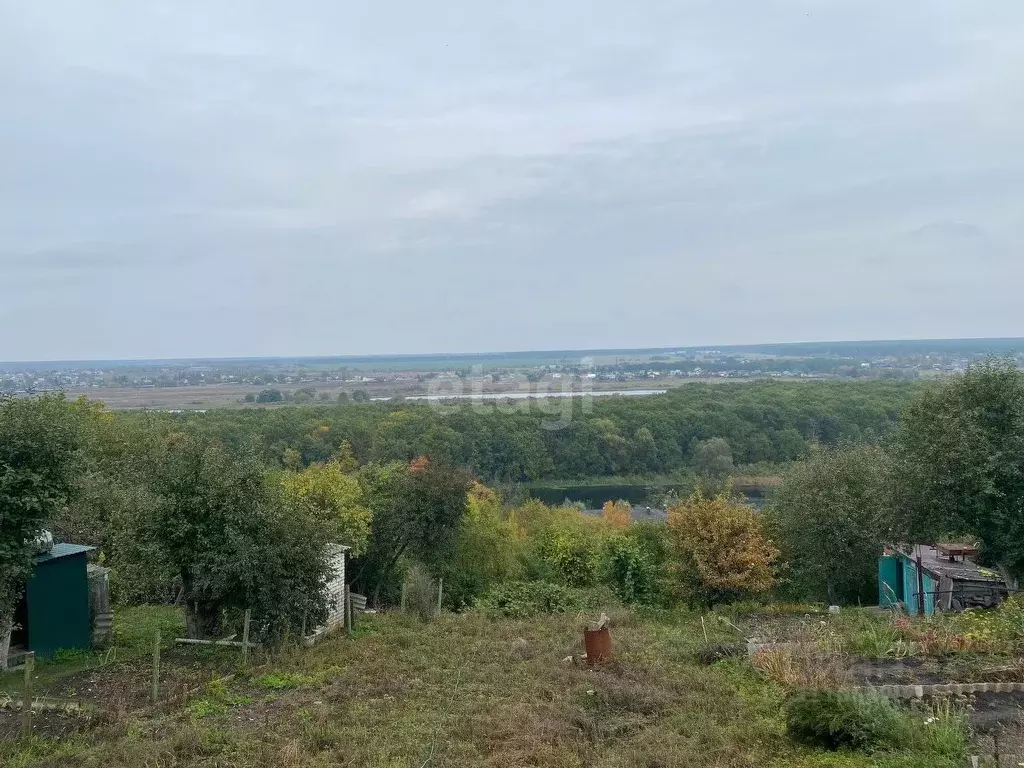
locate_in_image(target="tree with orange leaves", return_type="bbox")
[602,499,633,528]
[666,490,777,607]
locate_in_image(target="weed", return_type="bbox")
[50,648,92,664]
[254,672,314,690]
[185,697,228,720]
[752,646,849,690]
[476,580,588,618]
[784,690,968,760]
[785,690,908,751]
[404,562,439,621]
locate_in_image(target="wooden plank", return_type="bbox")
[21,653,34,739]
[241,610,251,666]
[152,630,160,703]
[174,638,256,648]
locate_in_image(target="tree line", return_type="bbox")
[134,380,914,482]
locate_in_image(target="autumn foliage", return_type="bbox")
[667,490,778,606]
[602,499,633,528]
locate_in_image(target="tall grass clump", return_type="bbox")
[786,690,907,751]
[784,690,968,760]
[403,563,439,621]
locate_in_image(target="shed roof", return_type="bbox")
[903,544,1004,584]
[34,543,94,565]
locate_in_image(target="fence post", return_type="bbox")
[242,609,252,666]
[401,581,408,613]
[300,609,307,643]
[21,652,34,739]
[152,629,161,704]
[916,552,926,616]
[345,586,353,634]
[437,577,444,615]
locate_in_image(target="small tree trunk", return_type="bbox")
[184,600,223,640]
[371,541,410,608]
[0,615,12,671]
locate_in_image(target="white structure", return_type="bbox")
[304,544,349,645]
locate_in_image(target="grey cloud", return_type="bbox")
[2,0,1024,359]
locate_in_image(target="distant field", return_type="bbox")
[61,376,784,410]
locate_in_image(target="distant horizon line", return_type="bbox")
[3,335,1024,368]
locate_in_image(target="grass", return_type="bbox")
[0,603,973,768]
[0,605,186,697]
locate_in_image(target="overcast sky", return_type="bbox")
[2,1,1023,361]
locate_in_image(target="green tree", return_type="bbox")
[352,457,470,605]
[352,389,370,403]
[256,388,284,404]
[55,400,175,604]
[769,445,891,604]
[631,426,659,473]
[149,433,331,641]
[293,387,317,404]
[281,461,372,555]
[600,533,658,605]
[691,437,734,481]
[893,359,1024,588]
[0,395,80,668]
[335,439,359,474]
[441,482,523,608]
[282,446,303,471]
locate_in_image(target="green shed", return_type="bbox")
[11,543,95,659]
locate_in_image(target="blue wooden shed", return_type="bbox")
[878,544,1006,616]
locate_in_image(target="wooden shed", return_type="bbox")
[11,543,95,660]
[878,544,1007,616]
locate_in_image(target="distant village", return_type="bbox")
[1,345,1019,396]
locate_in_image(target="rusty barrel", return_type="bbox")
[583,626,612,664]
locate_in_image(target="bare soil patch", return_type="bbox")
[0,707,96,740]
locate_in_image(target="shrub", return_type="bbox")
[784,690,904,751]
[512,500,606,587]
[441,483,524,609]
[477,581,586,618]
[538,531,599,587]
[403,562,439,621]
[600,534,658,605]
[254,673,314,690]
[666,490,778,607]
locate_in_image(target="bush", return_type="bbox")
[403,563,439,621]
[538,530,600,587]
[441,483,524,609]
[477,581,587,618]
[600,534,658,605]
[666,490,777,607]
[784,690,905,752]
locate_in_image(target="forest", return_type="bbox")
[124,379,914,482]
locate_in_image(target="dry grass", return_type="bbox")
[751,646,850,690]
